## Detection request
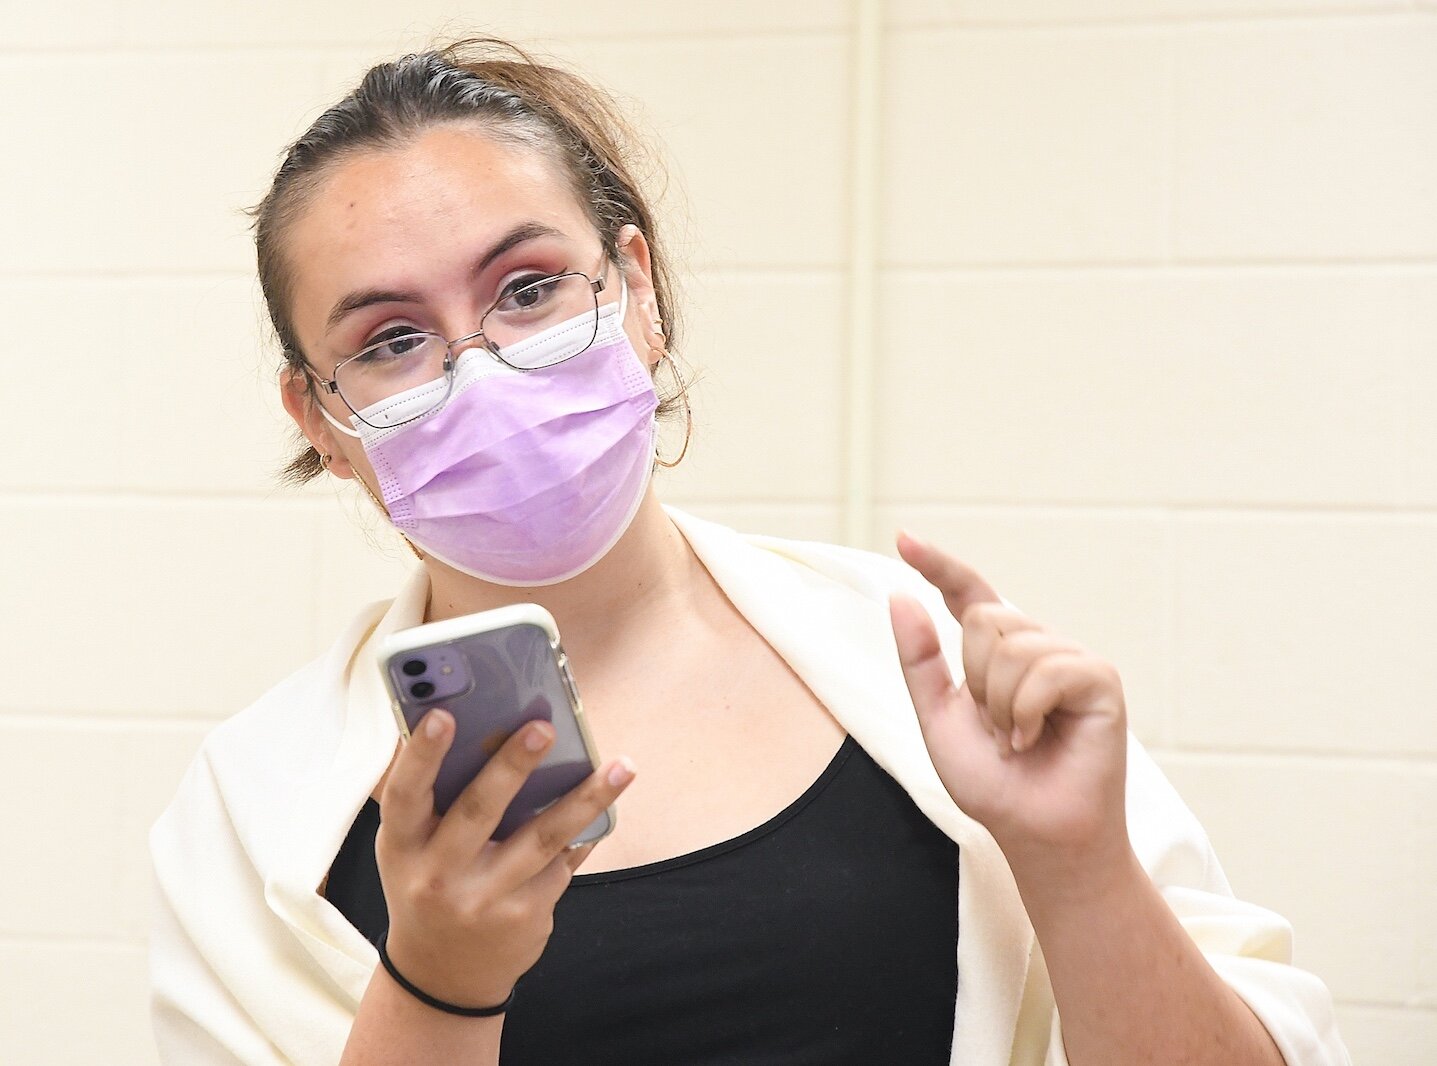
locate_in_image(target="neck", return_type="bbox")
[421,492,702,661]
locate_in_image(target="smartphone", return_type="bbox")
[378,604,613,846]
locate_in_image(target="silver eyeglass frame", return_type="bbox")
[306,265,609,430]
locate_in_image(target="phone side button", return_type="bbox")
[557,655,580,704]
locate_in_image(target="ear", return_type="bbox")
[616,225,664,368]
[280,366,355,478]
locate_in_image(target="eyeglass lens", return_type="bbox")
[334,272,602,428]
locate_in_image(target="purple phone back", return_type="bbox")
[387,622,607,842]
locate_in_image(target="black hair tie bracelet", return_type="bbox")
[377,934,515,1017]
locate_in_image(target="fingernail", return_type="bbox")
[423,713,444,739]
[1010,726,1025,753]
[525,723,551,751]
[899,528,928,550]
[607,757,636,787]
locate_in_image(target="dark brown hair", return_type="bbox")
[252,37,684,483]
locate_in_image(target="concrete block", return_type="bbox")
[563,36,850,269]
[874,271,1177,503]
[124,1,849,48]
[0,722,127,938]
[116,722,213,940]
[652,271,846,502]
[1333,1003,1437,1066]
[314,35,849,272]
[1155,753,1437,1005]
[0,54,329,274]
[1402,270,1437,506]
[123,0,473,48]
[870,504,1174,745]
[891,0,1411,22]
[0,499,321,717]
[4,1,122,48]
[1158,270,1413,506]
[873,270,1415,506]
[1174,515,1437,756]
[0,941,157,1066]
[0,717,208,941]
[5,278,295,495]
[883,26,1171,265]
[1177,18,1437,260]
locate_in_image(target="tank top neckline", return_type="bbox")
[572,734,856,886]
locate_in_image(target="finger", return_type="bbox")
[890,594,961,719]
[563,842,597,874]
[426,720,556,864]
[896,530,1002,626]
[1011,653,1125,752]
[965,680,997,737]
[495,848,587,949]
[378,709,455,853]
[525,847,583,913]
[489,757,636,888]
[984,631,1084,745]
[960,603,1043,709]
[893,600,994,772]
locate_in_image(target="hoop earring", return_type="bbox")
[653,351,692,469]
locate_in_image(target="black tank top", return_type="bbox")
[325,736,960,1064]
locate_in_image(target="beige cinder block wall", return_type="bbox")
[3,2,1433,1062]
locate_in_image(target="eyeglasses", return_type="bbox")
[310,266,609,430]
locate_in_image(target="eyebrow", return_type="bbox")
[324,221,568,332]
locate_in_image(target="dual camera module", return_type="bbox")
[401,657,434,699]
[393,648,472,705]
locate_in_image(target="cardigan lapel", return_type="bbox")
[264,568,431,1009]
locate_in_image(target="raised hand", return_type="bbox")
[888,531,1130,869]
[376,710,635,1008]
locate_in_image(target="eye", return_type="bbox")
[496,273,562,313]
[356,325,429,361]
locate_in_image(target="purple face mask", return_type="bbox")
[333,285,659,586]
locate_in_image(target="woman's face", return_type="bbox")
[280,123,659,486]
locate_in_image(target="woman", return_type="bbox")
[150,40,1350,1066]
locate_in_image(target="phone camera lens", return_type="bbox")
[411,681,436,700]
[402,659,427,677]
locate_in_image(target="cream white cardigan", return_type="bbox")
[150,509,1350,1065]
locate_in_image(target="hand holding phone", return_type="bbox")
[379,604,614,845]
[374,707,635,1014]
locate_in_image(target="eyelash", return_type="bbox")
[500,271,550,297]
[357,270,559,349]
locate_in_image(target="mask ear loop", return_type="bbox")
[615,266,688,466]
[319,404,362,438]
[316,401,421,557]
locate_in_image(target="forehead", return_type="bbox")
[284,125,592,333]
